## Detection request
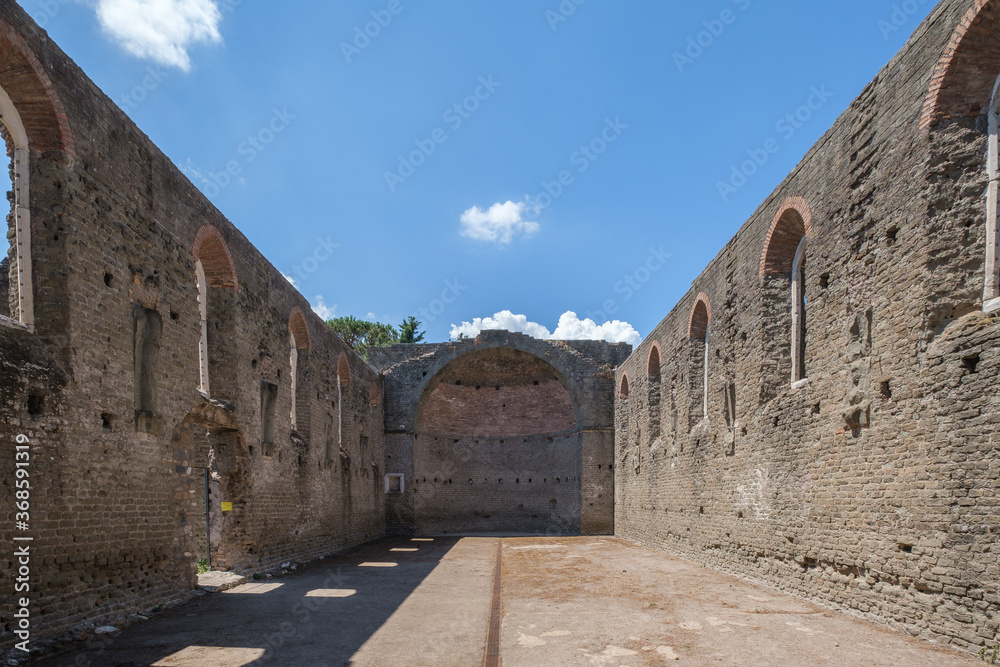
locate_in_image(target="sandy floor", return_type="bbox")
[31,536,979,666]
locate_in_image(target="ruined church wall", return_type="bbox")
[616,0,1000,653]
[0,1,384,645]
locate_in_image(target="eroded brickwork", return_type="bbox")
[371,333,630,537]
[0,1,384,645]
[616,0,1000,655]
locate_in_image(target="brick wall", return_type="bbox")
[372,332,630,537]
[0,0,384,645]
[615,0,1000,655]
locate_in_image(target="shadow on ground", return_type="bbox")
[31,537,462,667]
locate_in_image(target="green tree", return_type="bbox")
[326,316,398,359]
[398,316,426,344]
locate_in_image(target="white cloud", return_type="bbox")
[450,310,551,340]
[311,296,336,321]
[282,273,297,288]
[450,310,641,347]
[95,0,223,71]
[460,200,539,246]
[551,312,641,347]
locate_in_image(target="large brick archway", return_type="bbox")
[375,331,628,537]
[411,347,583,535]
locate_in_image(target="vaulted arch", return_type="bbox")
[921,0,1000,129]
[337,352,352,386]
[647,343,661,377]
[193,225,238,289]
[760,197,813,393]
[688,293,711,425]
[288,307,311,438]
[689,293,711,341]
[288,307,311,351]
[192,225,239,401]
[760,197,812,278]
[412,346,583,535]
[0,18,75,158]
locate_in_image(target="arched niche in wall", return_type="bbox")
[760,197,813,397]
[193,225,239,402]
[288,306,312,439]
[412,346,583,535]
[688,294,712,426]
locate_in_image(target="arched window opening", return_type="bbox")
[0,86,32,327]
[984,72,1000,311]
[791,238,807,382]
[193,226,238,401]
[689,296,711,426]
[196,260,209,395]
[760,198,811,397]
[647,345,661,377]
[647,344,662,441]
[338,352,352,386]
[288,308,311,439]
[289,330,298,430]
[620,374,630,400]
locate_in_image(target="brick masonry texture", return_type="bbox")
[616,0,1000,656]
[0,1,383,645]
[370,332,630,537]
[0,0,999,656]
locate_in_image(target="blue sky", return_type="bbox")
[20,0,936,345]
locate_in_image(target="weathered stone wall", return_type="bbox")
[0,0,384,645]
[371,332,630,536]
[615,0,1000,655]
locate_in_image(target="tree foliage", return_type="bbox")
[326,316,397,359]
[398,316,426,344]
[325,315,427,359]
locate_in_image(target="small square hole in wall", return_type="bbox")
[385,474,404,494]
[819,273,830,289]
[880,380,892,399]
[27,394,43,418]
[104,272,114,287]
[101,413,114,430]
[170,311,179,321]
[963,354,981,374]
[810,403,821,416]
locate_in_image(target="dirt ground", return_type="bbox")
[29,536,981,666]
